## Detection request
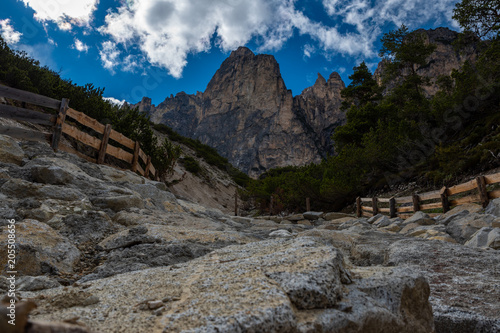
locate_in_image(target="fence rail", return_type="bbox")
[0,85,158,180]
[356,172,500,219]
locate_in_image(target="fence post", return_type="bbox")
[356,197,361,217]
[372,197,378,216]
[51,98,69,151]
[440,187,449,213]
[476,176,489,208]
[270,196,274,216]
[234,188,238,216]
[144,156,152,179]
[97,124,112,164]
[412,194,420,213]
[131,141,140,173]
[306,197,311,212]
[389,197,396,218]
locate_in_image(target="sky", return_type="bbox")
[0,0,461,106]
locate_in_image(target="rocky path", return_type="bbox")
[0,134,499,332]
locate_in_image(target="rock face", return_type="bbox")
[142,47,344,177]
[375,27,479,97]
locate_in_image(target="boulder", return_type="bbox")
[30,165,75,185]
[465,227,500,250]
[303,211,324,220]
[0,219,80,276]
[403,211,435,226]
[372,215,392,227]
[386,237,500,330]
[446,213,496,244]
[269,229,294,238]
[0,135,25,165]
[30,237,434,333]
[485,198,500,217]
[17,275,61,291]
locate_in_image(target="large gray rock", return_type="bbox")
[0,134,25,165]
[303,211,324,220]
[485,198,500,217]
[0,219,80,276]
[465,227,500,250]
[386,237,500,331]
[29,237,434,333]
[445,212,496,244]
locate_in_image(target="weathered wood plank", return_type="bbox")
[379,207,391,213]
[149,163,156,178]
[138,148,148,165]
[62,123,102,150]
[131,141,140,172]
[362,211,372,218]
[0,125,49,142]
[484,172,500,185]
[136,163,145,176]
[395,196,413,204]
[109,129,135,150]
[363,206,374,212]
[360,198,372,203]
[489,189,500,199]
[476,176,489,207]
[418,190,441,201]
[356,197,362,217]
[449,194,480,206]
[397,206,414,213]
[66,108,106,134]
[390,198,396,218]
[98,124,112,164]
[106,144,134,164]
[413,194,420,212]
[51,98,69,151]
[448,180,477,195]
[0,104,55,126]
[378,198,391,203]
[420,202,443,211]
[0,85,61,109]
[58,143,96,164]
[397,213,413,219]
[372,197,378,216]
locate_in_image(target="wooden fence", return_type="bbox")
[356,173,500,219]
[0,85,158,180]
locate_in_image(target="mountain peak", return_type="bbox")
[230,46,255,58]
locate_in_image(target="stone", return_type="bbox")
[323,212,354,221]
[17,275,61,291]
[465,227,500,250]
[297,219,312,226]
[367,213,385,224]
[303,211,324,220]
[30,237,434,333]
[286,214,304,222]
[403,211,435,226]
[30,165,74,185]
[373,215,392,227]
[0,219,80,276]
[0,135,25,165]
[446,213,496,244]
[90,190,144,212]
[26,320,93,333]
[386,237,500,329]
[269,229,294,238]
[485,198,500,217]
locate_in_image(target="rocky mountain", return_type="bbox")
[0,134,499,332]
[140,47,345,178]
[142,27,475,178]
[374,27,480,96]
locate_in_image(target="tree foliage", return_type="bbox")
[0,36,181,179]
[453,0,500,38]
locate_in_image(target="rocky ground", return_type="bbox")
[0,134,499,333]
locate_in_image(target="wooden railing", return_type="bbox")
[357,172,500,218]
[0,85,158,180]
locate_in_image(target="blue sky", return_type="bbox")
[1,0,461,105]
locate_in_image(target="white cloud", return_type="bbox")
[103,97,125,106]
[0,19,22,44]
[19,0,99,30]
[99,41,120,74]
[98,0,459,78]
[73,38,89,52]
